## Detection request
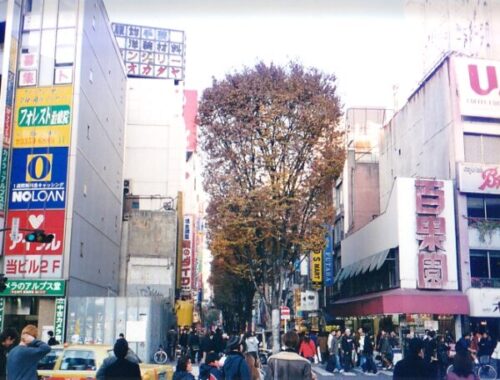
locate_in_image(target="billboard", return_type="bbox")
[4,210,65,255]
[455,57,500,118]
[8,147,68,210]
[112,23,185,80]
[310,251,323,285]
[458,162,500,195]
[184,90,198,153]
[12,86,73,148]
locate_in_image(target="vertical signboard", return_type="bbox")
[311,251,323,286]
[181,216,193,297]
[415,180,448,289]
[54,298,66,344]
[323,229,334,287]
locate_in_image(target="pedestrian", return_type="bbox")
[317,331,328,364]
[6,324,51,380]
[222,335,251,380]
[341,328,354,372]
[47,331,59,346]
[179,327,189,356]
[96,338,140,380]
[380,330,394,369]
[167,326,178,361]
[173,355,195,380]
[477,331,494,364]
[326,330,342,373]
[244,331,259,362]
[456,333,472,356]
[244,353,263,380]
[0,328,18,380]
[199,351,223,380]
[188,328,201,364]
[200,331,215,363]
[445,351,478,380]
[362,330,377,374]
[98,338,141,380]
[356,327,366,369]
[213,328,224,356]
[298,334,316,363]
[393,338,432,380]
[437,335,451,379]
[265,331,316,380]
[492,337,500,376]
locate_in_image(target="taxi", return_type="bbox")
[37,344,173,380]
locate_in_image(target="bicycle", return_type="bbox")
[446,360,497,380]
[153,345,168,364]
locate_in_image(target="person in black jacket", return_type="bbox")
[393,338,433,380]
[0,328,18,380]
[100,338,141,380]
[188,328,201,364]
[341,329,355,372]
[362,330,377,374]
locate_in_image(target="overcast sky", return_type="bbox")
[104,0,423,110]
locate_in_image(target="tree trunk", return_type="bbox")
[271,308,280,353]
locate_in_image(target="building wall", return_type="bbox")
[121,210,177,299]
[379,58,455,211]
[351,162,380,234]
[124,78,186,210]
[65,0,126,296]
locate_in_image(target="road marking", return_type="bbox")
[312,366,334,376]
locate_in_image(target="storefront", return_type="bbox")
[0,279,66,342]
[466,288,500,339]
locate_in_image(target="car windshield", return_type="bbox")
[37,348,63,370]
[60,350,96,371]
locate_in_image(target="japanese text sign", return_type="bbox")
[8,147,68,210]
[4,210,65,255]
[112,23,185,80]
[3,256,62,278]
[53,298,66,343]
[0,279,65,296]
[13,86,73,147]
[415,180,448,289]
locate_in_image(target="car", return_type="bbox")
[37,345,64,370]
[37,344,173,380]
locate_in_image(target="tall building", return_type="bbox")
[0,0,126,340]
[330,54,500,339]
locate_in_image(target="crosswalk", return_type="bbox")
[312,365,393,377]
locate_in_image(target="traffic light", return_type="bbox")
[0,274,7,292]
[25,230,54,243]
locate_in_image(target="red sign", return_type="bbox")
[4,256,62,277]
[4,210,65,255]
[415,180,448,289]
[280,306,290,320]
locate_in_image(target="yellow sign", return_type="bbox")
[175,299,194,328]
[13,86,73,148]
[311,251,323,284]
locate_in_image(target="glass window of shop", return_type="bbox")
[470,249,500,287]
[20,0,77,86]
[464,134,500,165]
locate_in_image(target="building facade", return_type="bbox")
[329,54,500,339]
[0,0,126,342]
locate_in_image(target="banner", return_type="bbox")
[0,279,65,296]
[324,230,334,287]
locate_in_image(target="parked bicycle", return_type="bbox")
[153,345,168,364]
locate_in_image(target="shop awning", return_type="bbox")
[328,288,470,316]
[334,248,393,283]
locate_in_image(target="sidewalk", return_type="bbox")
[312,363,394,377]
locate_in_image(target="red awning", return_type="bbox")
[329,288,470,317]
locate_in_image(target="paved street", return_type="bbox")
[312,365,393,379]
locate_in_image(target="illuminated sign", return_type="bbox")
[8,147,68,210]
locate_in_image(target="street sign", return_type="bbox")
[280,306,290,320]
[0,279,65,296]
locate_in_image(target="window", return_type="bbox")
[60,350,96,371]
[467,195,500,220]
[470,249,500,280]
[464,134,500,164]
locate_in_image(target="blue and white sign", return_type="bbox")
[8,147,68,210]
[323,228,334,287]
